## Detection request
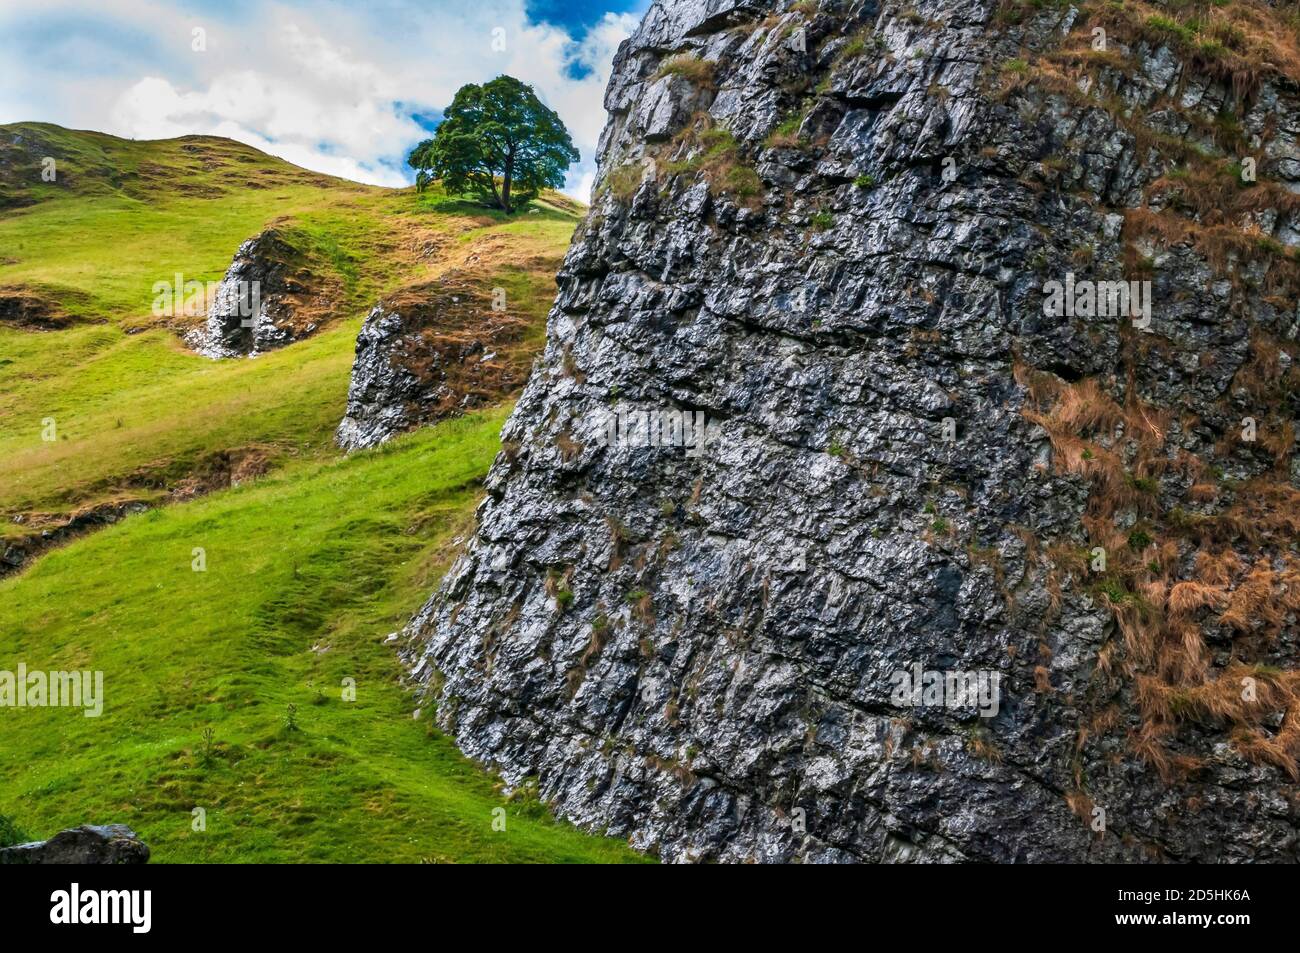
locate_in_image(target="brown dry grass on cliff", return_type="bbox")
[1219,557,1300,637]
[1005,0,1300,787]
[1021,363,1300,780]
[1018,367,1169,520]
[1147,164,1300,230]
[653,53,717,88]
[1123,208,1300,300]
[1004,1,1300,293]
[1137,662,1300,780]
[1179,480,1300,549]
[565,613,613,698]
[387,276,531,413]
[1088,0,1300,96]
[1232,333,1300,406]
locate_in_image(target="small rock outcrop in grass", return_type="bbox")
[188,229,334,359]
[0,824,150,864]
[336,276,530,451]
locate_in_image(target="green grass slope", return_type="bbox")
[0,121,584,325]
[0,122,581,530]
[0,409,645,863]
[1,122,383,324]
[0,125,638,862]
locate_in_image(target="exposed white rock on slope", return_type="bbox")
[188,230,318,359]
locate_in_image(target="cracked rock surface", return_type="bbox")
[405,0,1300,862]
[336,302,453,451]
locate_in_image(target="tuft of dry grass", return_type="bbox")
[1022,362,1300,781]
[653,53,717,88]
[657,114,765,208]
[1089,0,1300,96]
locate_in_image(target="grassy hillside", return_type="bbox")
[0,122,585,325]
[0,122,580,531]
[0,125,640,862]
[0,409,644,862]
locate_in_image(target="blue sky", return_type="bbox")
[527,0,643,33]
[0,0,651,199]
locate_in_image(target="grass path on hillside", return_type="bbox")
[0,408,647,863]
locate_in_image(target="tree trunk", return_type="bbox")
[502,153,514,214]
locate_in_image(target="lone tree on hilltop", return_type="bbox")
[407,75,578,214]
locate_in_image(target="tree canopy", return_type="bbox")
[407,75,579,214]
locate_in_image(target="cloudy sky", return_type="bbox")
[0,0,650,200]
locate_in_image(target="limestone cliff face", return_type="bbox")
[405,0,1300,862]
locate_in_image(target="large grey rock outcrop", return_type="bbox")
[188,229,320,358]
[0,825,150,864]
[337,277,530,451]
[336,303,454,451]
[405,0,1300,862]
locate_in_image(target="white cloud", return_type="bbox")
[1,0,640,199]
